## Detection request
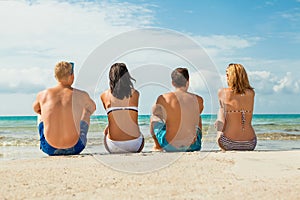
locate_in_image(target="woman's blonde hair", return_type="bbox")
[226,63,253,94]
[55,61,73,81]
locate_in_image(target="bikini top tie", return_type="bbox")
[225,109,252,131]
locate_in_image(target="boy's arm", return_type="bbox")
[80,91,96,124]
[149,96,166,151]
[86,96,96,115]
[198,115,203,131]
[32,93,41,115]
[197,96,204,130]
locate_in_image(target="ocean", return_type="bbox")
[0,114,299,160]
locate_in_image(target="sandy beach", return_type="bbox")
[0,150,299,200]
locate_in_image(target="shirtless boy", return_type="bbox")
[33,61,96,155]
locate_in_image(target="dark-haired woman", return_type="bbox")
[100,63,144,153]
[215,63,256,151]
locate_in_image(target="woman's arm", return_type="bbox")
[215,89,225,132]
[100,90,109,110]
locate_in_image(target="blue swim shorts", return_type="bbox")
[153,121,202,152]
[38,121,89,156]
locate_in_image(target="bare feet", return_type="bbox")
[152,146,163,152]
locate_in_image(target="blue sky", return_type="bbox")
[0,0,300,115]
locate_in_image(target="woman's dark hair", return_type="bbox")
[171,67,189,87]
[109,63,136,99]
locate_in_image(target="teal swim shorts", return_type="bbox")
[153,121,202,152]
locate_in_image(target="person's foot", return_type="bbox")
[152,146,163,152]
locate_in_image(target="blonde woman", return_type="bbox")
[215,63,256,151]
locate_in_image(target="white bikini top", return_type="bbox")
[106,106,138,115]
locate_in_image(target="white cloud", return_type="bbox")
[191,69,300,96]
[0,0,156,94]
[0,0,155,61]
[0,1,267,97]
[0,0,299,115]
[265,1,275,6]
[99,1,155,26]
[0,67,54,94]
[248,71,277,94]
[184,10,194,14]
[273,72,300,94]
[280,8,300,22]
[248,70,300,95]
[193,35,260,56]
[189,70,223,93]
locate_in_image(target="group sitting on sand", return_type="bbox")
[33,61,256,155]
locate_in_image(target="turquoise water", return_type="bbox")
[0,114,299,160]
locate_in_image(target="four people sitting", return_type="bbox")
[33,61,256,155]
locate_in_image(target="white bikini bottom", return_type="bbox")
[104,134,144,153]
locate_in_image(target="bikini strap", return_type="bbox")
[225,110,252,113]
[106,106,138,115]
[225,109,252,132]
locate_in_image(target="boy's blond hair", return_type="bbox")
[55,61,73,81]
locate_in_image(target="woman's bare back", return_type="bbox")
[220,88,255,141]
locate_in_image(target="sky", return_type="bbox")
[0,0,300,115]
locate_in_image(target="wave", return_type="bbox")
[0,136,104,147]
[283,128,300,132]
[0,136,39,146]
[253,123,277,126]
[256,132,300,140]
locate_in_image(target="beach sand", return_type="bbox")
[0,150,299,200]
